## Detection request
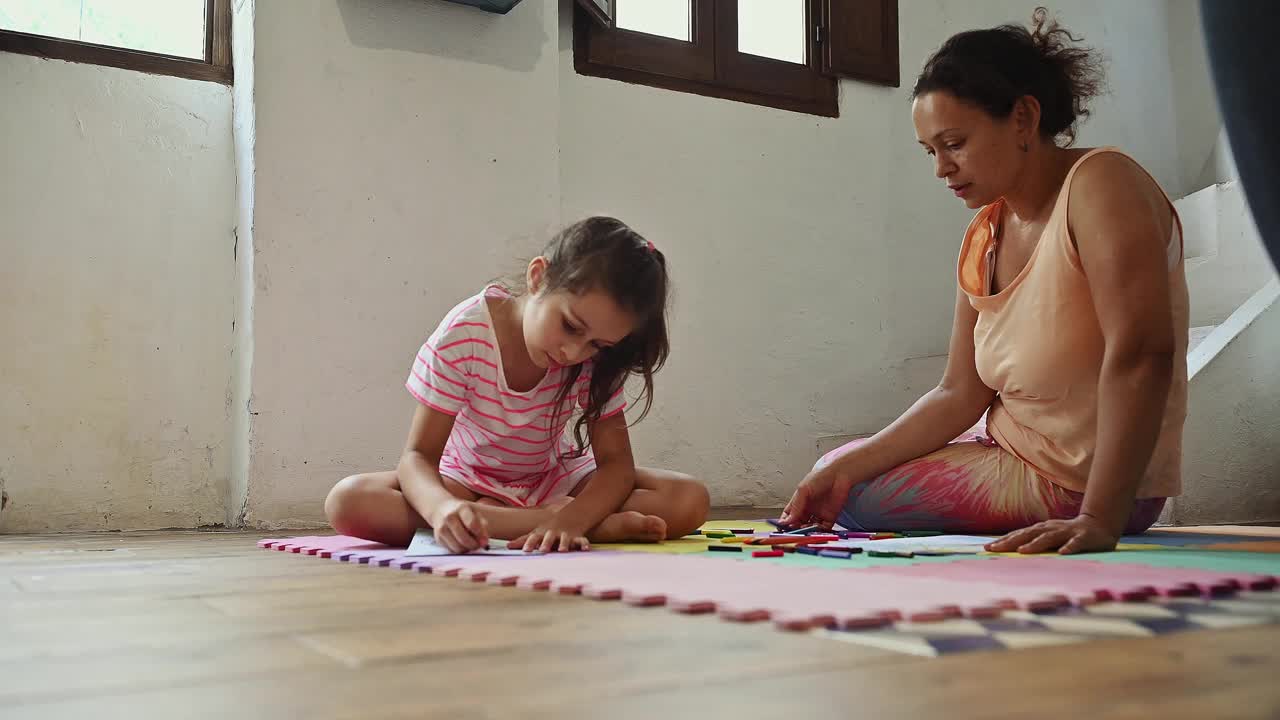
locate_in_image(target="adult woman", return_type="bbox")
[781,9,1189,554]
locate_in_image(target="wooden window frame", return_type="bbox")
[0,0,233,85]
[574,0,898,118]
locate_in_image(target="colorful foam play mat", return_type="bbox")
[259,521,1280,655]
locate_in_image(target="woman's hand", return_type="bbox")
[508,511,592,553]
[428,499,491,553]
[779,462,858,530]
[985,514,1120,555]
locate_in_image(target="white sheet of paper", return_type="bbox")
[822,534,994,552]
[405,529,537,556]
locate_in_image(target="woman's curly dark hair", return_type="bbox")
[913,7,1107,145]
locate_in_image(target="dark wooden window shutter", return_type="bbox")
[576,0,896,116]
[821,0,899,87]
[575,0,614,28]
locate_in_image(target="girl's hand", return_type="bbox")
[985,514,1120,555]
[428,499,490,553]
[508,512,591,553]
[779,462,857,530]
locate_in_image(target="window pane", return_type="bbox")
[738,0,805,65]
[616,0,689,42]
[0,0,207,60]
[81,0,207,59]
[0,0,81,40]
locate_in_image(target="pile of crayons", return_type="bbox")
[699,524,956,559]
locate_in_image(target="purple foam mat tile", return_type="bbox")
[347,549,409,566]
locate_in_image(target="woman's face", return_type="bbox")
[912,91,1025,209]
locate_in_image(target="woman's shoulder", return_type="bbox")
[1064,147,1177,259]
[1068,147,1167,200]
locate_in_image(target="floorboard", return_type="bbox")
[2,529,1276,719]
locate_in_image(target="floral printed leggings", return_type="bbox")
[817,431,1166,535]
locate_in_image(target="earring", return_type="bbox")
[1020,141,1029,152]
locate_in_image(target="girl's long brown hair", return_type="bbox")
[502,216,670,458]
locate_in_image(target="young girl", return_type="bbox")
[325,216,710,554]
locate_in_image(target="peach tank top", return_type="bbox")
[957,147,1189,498]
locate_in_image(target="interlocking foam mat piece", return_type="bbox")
[259,524,1280,637]
[815,589,1280,656]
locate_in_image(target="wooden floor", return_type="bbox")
[2,529,1279,719]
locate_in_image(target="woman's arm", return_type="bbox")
[1077,157,1177,534]
[781,286,997,527]
[989,154,1176,554]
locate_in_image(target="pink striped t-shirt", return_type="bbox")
[405,286,627,507]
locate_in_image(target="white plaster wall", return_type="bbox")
[1174,280,1280,524]
[244,0,562,526]
[1165,0,1227,195]
[0,54,235,532]
[242,0,1217,525]
[558,0,1193,507]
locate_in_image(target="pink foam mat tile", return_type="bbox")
[851,558,1275,602]
[709,570,1042,630]
[258,536,1276,632]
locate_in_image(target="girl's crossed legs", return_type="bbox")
[325,467,709,547]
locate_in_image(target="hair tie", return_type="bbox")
[644,240,656,253]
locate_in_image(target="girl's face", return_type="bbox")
[912,90,1029,209]
[520,258,636,370]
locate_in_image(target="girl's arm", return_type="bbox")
[989,153,1176,554]
[562,411,637,526]
[397,403,491,552]
[511,410,636,552]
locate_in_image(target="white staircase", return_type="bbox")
[1180,180,1275,328]
[1163,182,1280,525]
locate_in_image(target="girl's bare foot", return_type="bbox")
[588,511,668,543]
